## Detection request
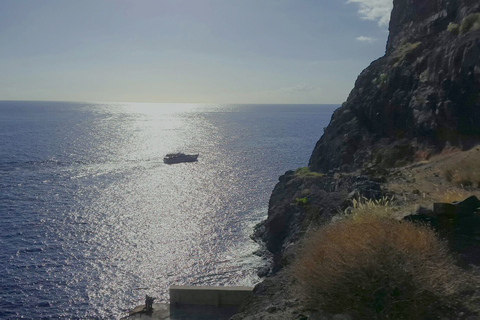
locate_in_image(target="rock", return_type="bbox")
[257,266,270,278]
[280,243,297,267]
[415,205,435,216]
[351,178,382,199]
[433,202,460,217]
[265,305,277,313]
[404,196,480,265]
[309,0,480,173]
[455,195,480,214]
[433,195,480,218]
[253,171,380,271]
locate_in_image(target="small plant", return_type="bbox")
[390,42,421,68]
[447,22,460,35]
[376,73,388,88]
[344,196,397,220]
[293,215,465,319]
[460,13,480,34]
[295,197,308,206]
[419,69,429,83]
[294,167,324,178]
[379,73,388,83]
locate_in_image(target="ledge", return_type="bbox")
[169,285,253,307]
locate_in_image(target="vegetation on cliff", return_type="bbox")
[294,214,465,319]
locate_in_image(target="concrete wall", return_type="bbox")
[169,285,253,307]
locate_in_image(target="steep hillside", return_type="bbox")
[309,0,480,172]
[235,1,480,319]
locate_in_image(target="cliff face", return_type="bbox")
[254,171,381,271]
[256,0,480,274]
[236,2,480,318]
[309,0,480,172]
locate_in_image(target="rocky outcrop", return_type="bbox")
[253,170,382,272]
[309,0,480,173]
[405,196,480,265]
[260,0,480,267]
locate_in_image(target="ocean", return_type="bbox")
[0,101,338,319]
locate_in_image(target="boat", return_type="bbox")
[163,153,199,164]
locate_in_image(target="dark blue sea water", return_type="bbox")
[0,101,337,319]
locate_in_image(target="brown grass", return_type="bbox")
[343,196,400,220]
[444,149,480,187]
[431,188,477,203]
[383,147,480,220]
[293,214,465,319]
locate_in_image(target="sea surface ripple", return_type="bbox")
[0,101,337,319]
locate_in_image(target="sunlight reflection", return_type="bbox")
[1,102,337,318]
[119,103,203,115]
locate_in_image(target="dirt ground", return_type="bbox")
[379,146,480,217]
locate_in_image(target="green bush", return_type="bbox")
[447,22,460,35]
[294,167,324,178]
[379,73,388,85]
[295,197,308,206]
[391,42,421,68]
[293,214,464,319]
[460,13,480,34]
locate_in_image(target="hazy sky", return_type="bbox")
[0,0,393,104]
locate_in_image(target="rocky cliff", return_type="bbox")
[235,1,480,319]
[309,0,480,173]
[253,170,381,271]
[255,0,480,275]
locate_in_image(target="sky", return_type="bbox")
[0,0,393,104]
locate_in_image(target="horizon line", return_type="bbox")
[0,99,343,105]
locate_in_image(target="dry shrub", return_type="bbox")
[344,196,398,220]
[293,214,464,319]
[432,188,479,203]
[444,149,480,187]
